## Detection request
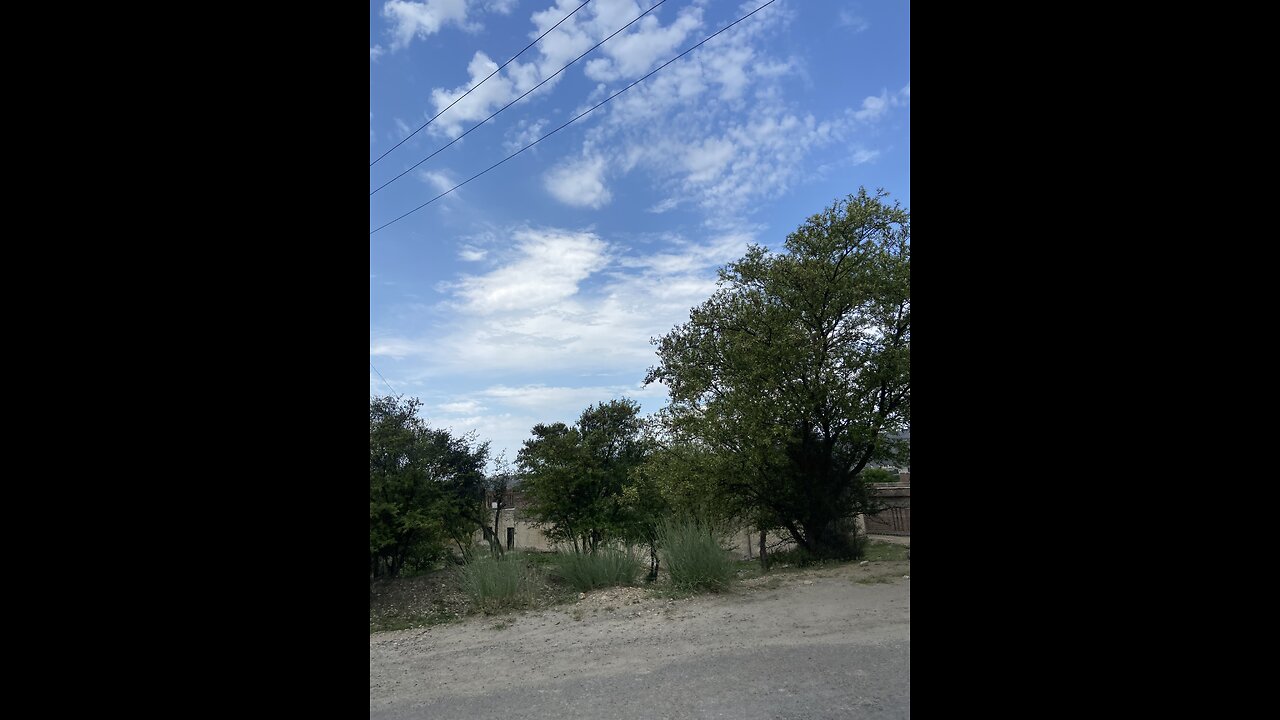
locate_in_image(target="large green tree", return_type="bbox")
[369,395,492,577]
[645,188,910,559]
[517,399,648,555]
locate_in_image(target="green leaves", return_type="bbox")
[646,188,910,558]
[370,395,490,577]
[517,399,648,553]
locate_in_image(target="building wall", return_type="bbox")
[474,506,555,552]
[864,484,910,536]
[476,477,911,554]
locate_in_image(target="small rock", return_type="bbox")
[859,561,869,566]
[902,575,910,579]
[578,592,586,600]
[802,580,814,585]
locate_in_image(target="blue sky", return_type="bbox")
[370,0,910,465]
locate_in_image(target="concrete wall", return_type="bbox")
[474,507,555,552]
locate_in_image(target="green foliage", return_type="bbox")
[657,517,736,592]
[859,467,900,484]
[402,539,451,575]
[633,434,735,525]
[458,554,539,611]
[554,547,642,592]
[646,188,910,559]
[517,399,648,555]
[370,395,490,577]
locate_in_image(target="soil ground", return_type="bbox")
[370,554,910,719]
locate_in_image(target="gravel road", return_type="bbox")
[370,561,910,719]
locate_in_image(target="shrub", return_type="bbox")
[458,553,538,611]
[555,547,642,592]
[769,528,869,566]
[657,518,735,592]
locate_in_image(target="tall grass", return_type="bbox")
[458,553,538,611]
[657,518,735,592]
[555,547,642,592]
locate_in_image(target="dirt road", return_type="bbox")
[370,561,910,719]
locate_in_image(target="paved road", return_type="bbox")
[371,563,910,719]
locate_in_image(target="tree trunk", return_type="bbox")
[759,529,768,571]
[479,524,503,558]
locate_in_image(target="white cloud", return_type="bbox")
[436,381,671,467]
[853,85,909,121]
[704,44,754,100]
[429,51,519,138]
[838,9,869,33]
[423,0,709,139]
[853,92,889,122]
[481,384,622,411]
[419,170,456,194]
[450,229,609,314]
[484,0,518,14]
[504,118,547,152]
[544,154,612,208]
[458,244,488,261]
[583,6,703,82]
[648,197,680,214]
[375,224,759,459]
[851,147,880,165]
[398,225,750,375]
[480,382,668,414]
[382,0,474,51]
[370,45,386,61]
[599,99,848,220]
[370,337,433,359]
[516,3,900,224]
[438,399,487,414]
[629,232,752,273]
[683,138,735,184]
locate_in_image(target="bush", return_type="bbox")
[402,539,450,576]
[769,527,869,566]
[555,547,642,592]
[657,518,735,592]
[458,553,538,611]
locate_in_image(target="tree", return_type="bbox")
[369,395,491,577]
[516,399,647,555]
[645,188,910,559]
[484,454,515,557]
[859,467,899,485]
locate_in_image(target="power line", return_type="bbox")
[370,361,400,397]
[369,0,594,169]
[369,0,672,198]
[369,0,779,236]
